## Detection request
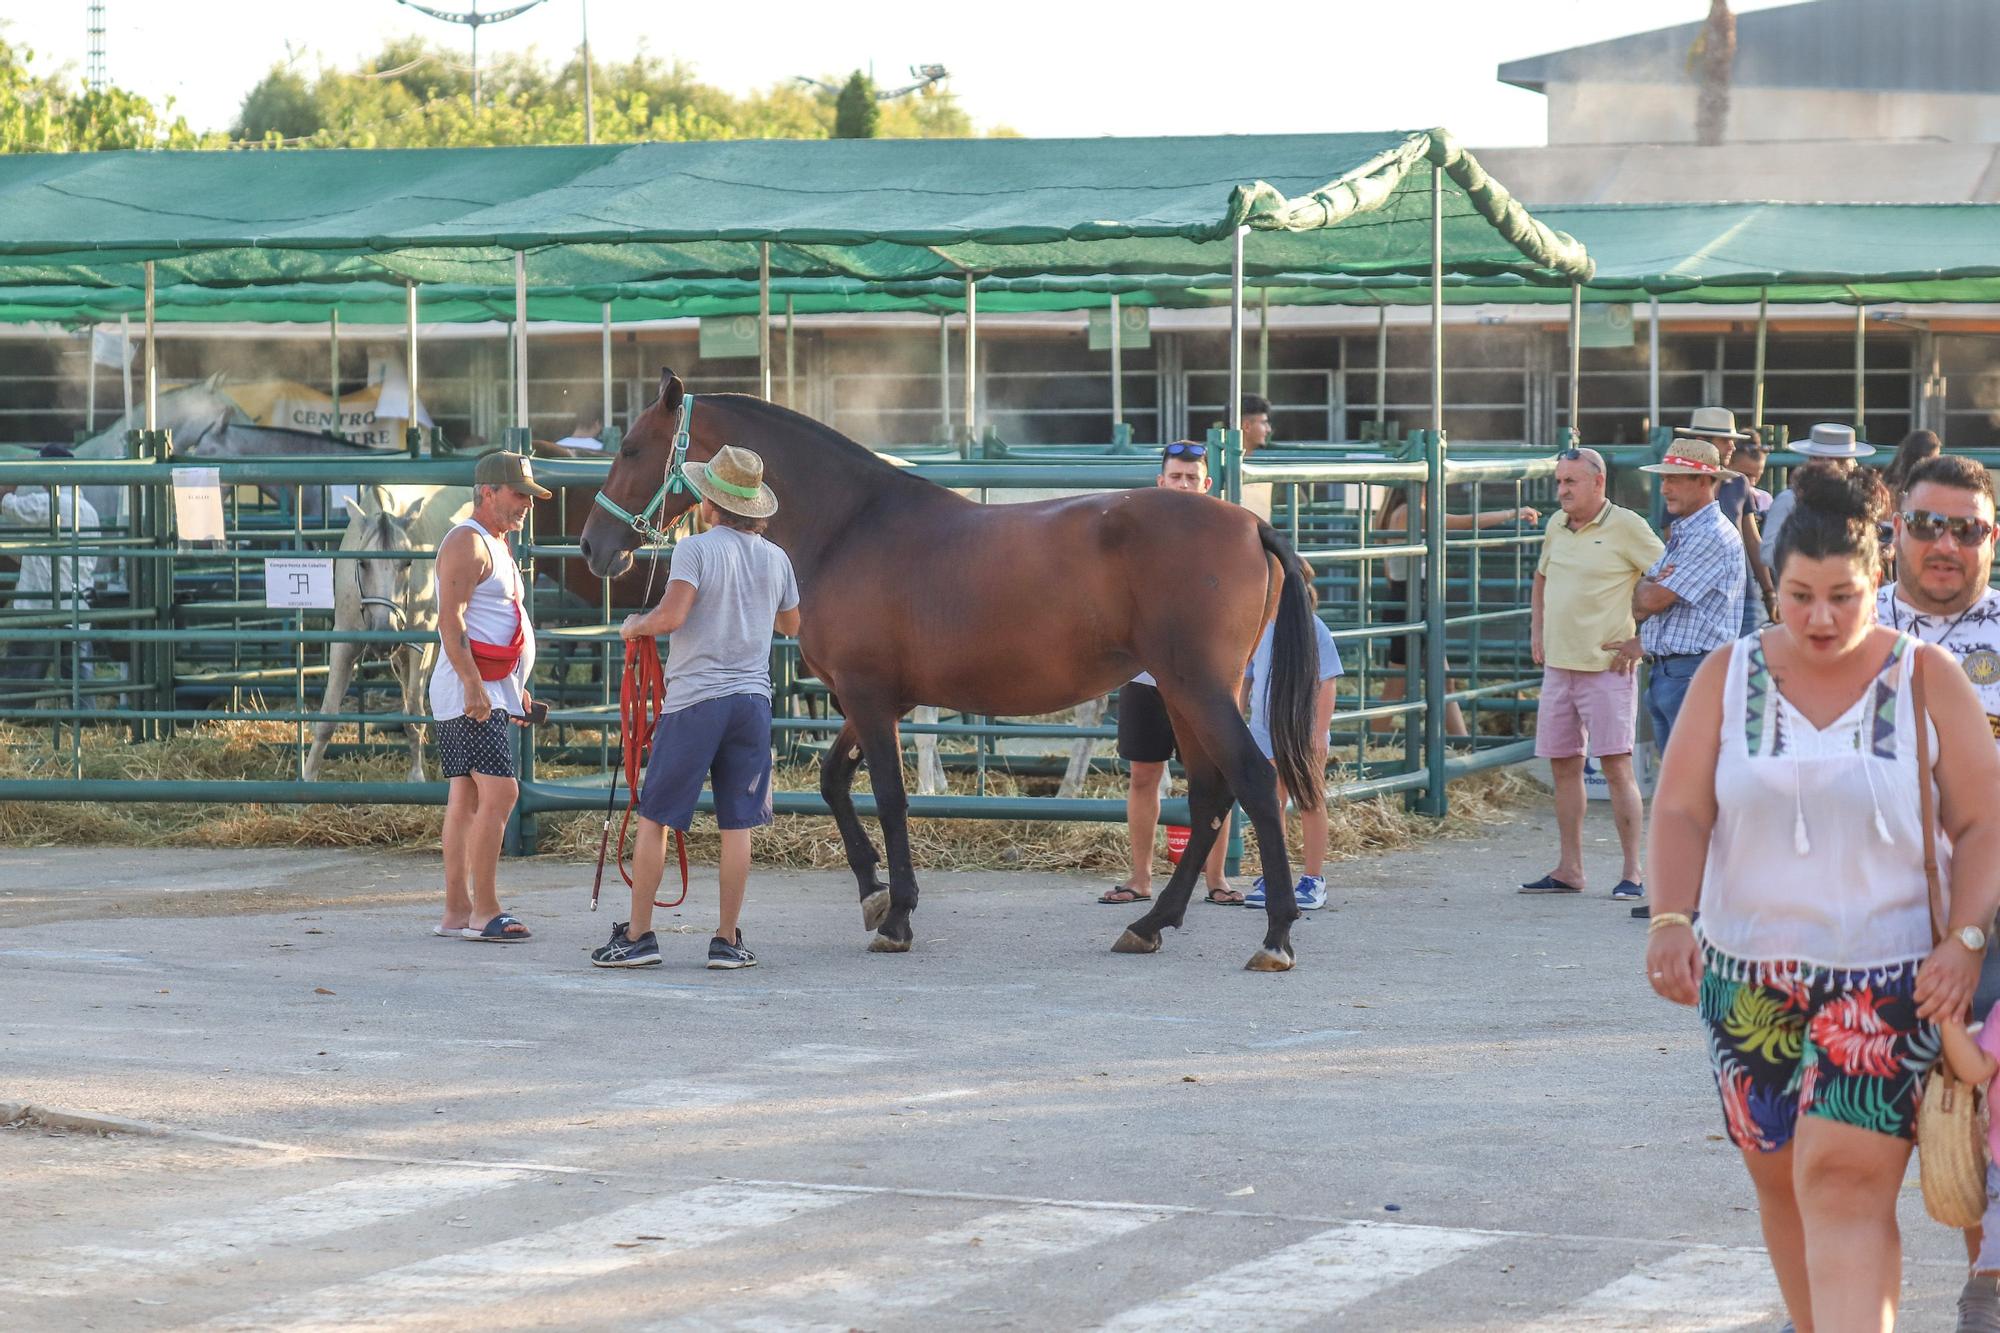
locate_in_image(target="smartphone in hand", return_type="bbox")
[526,700,550,725]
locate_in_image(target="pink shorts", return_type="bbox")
[1535,666,1638,759]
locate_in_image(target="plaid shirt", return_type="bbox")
[1639,499,1745,657]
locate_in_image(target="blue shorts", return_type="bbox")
[638,693,775,832]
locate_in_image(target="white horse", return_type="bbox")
[303,484,471,782]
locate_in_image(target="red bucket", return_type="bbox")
[1164,825,1192,864]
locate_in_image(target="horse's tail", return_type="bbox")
[1258,522,1323,812]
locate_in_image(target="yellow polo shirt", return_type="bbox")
[1536,501,1666,672]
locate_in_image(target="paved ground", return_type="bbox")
[0,805,1969,1331]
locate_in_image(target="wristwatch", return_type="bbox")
[1956,924,1989,952]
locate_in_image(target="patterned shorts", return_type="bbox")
[1700,943,1939,1153]
[434,711,516,780]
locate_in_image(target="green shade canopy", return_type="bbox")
[8,201,2000,325]
[0,130,1590,289]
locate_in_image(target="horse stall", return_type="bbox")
[0,128,1609,966]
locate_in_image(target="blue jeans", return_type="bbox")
[1645,653,1707,752]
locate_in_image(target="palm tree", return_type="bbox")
[1690,0,1737,146]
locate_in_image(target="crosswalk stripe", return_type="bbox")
[203,1183,848,1332]
[1096,1220,1497,1331]
[693,1203,1175,1331]
[1535,1247,1781,1330]
[0,1164,533,1299]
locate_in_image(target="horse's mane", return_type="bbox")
[708,393,922,486]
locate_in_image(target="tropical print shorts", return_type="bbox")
[1699,943,1939,1153]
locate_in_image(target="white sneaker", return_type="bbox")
[1295,875,1328,911]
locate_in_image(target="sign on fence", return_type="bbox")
[264,558,335,610]
[699,315,762,360]
[171,467,226,546]
[1088,304,1151,351]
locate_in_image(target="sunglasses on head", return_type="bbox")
[1163,443,1207,460]
[1901,509,1996,544]
[1556,448,1601,472]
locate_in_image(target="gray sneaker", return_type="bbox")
[1959,1270,2000,1332]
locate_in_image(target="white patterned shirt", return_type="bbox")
[1877,585,2000,744]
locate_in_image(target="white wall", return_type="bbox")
[1546,81,2000,145]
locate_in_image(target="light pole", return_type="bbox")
[394,0,549,111]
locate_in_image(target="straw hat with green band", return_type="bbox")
[682,444,778,519]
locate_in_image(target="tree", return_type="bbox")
[230,67,321,142]
[0,37,214,152]
[832,71,879,140]
[227,43,998,149]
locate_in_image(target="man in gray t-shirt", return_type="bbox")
[593,445,801,973]
[660,523,800,712]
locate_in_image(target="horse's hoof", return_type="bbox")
[1244,947,1295,973]
[1111,928,1161,955]
[867,931,912,954]
[861,889,890,931]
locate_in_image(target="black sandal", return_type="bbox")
[1098,885,1152,904]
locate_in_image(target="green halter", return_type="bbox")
[592,393,694,543]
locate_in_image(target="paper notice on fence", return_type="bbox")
[264,558,335,609]
[171,467,227,545]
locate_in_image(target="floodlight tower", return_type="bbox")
[393,0,548,111]
[86,1,106,93]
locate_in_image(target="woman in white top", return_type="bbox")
[1646,466,2000,1332]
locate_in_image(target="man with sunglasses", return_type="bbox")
[1876,453,2000,1289]
[1104,441,1240,906]
[1879,455,2000,736]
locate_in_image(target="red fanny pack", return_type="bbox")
[468,603,525,682]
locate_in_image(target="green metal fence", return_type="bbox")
[0,432,1552,849]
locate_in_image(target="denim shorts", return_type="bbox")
[637,693,775,832]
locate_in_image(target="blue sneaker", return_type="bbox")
[1243,876,1267,909]
[590,922,660,968]
[1295,875,1328,911]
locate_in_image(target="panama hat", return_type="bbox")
[1673,406,1752,442]
[683,444,778,519]
[1640,437,1739,478]
[1793,422,1877,459]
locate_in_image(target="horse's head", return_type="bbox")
[580,368,717,578]
[345,488,419,637]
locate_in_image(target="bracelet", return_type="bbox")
[1647,912,1694,934]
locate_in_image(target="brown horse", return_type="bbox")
[579,371,1324,971]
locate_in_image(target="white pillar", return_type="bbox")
[758,242,773,401]
[143,261,157,433]
[514,251,529,434]
[1109,292,1124,428]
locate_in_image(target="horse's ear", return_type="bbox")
[202,371,226,391]
[659,368,684,414]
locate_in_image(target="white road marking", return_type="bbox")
[0,1165,533,1298]
[685,1203,1174,1331]
[1097,1220,1496,1330]
[1535,1247,1781,1330]
[203,1183,847,1332]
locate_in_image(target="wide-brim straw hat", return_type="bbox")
[1640,437,1740,478]
[1794,422,1877,458]
[1673,406,1752,442]
[683,444,778,518]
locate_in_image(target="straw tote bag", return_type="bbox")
[1912,648,1989,1230]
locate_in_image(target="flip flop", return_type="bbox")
[1204,887,1246,906]
[1098,885,1152,905]
[1518,875,1582,894]
[461,913,532,942]
[431,925,464,938]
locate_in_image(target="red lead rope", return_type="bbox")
[590,635,688,911]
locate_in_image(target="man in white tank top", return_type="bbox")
[429,451,550,943]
